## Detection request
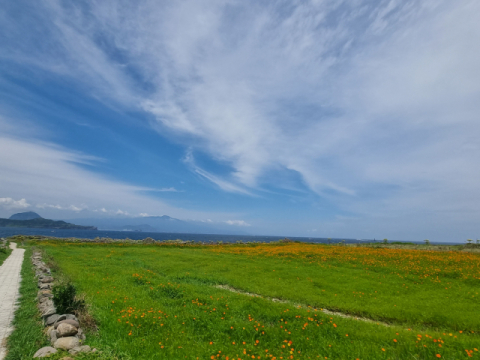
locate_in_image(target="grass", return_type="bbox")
[5,245,132,360]
[27,240,480,360]
[0,245,12,266]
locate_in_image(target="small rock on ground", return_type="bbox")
[33,346,57,358]
[69,345,91,355]
[54,336,80,350]
[54,319,80,329]
[65,314,78,321]
[45,313,60,325]
[50,329,58,345]
[57,323,78,337]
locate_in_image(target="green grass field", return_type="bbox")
[24,241,480,359]
[0,246,12,266]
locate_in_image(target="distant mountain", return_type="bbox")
[9,211,42,220]
[0,217,97,230]
[69,215,249,235]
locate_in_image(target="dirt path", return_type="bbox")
[215,284,390,327]
[0,243,25,360]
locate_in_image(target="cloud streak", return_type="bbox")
[0,133,218,220]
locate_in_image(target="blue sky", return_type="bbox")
[1,0,479,241]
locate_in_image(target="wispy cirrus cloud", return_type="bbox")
[1,0,480,239]
[4,1,478,198]
[0,132,216,220]
[183,150,253,195]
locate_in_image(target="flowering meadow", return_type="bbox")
[38,241,479,359]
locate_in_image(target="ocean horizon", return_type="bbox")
[0,227,458,245]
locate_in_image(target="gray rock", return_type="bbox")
[54,337,80,350]
[69,345,91,355]
[40,276,54,283]
[38,290,53,299]
[39,298,53,308]
[53,314,67,326]
[75,327,86,341]
[65,314,79,321]
[33,346,57,358]
[39,300,56,318]
[54,319,80,329]
[46,326,54,337]
[50,329,58,345]
[57,323,78,337]
[45,314,60,325]
[39,283,52,290]
[41,306,56,318]
[39,296,50,304]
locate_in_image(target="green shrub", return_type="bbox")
[52,282,85,314]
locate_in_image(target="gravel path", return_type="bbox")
[0,243,25,360]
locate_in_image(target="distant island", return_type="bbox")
[9,211,43,220]
[0,212,97,230]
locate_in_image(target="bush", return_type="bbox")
[52,282,85,314]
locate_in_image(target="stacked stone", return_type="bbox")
[31,251,97,358]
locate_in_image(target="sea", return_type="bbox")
[0,227,443,244]
[0,227,381,244]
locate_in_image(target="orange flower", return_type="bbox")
[436,355,441,358]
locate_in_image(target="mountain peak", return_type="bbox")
[9,211,42,220]
[145,215,174,220]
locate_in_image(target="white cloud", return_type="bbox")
[225,220,251,227]
[36,203,63,210]
[183,150,253,195]
[0,134,222,220]
[156,187,179,192]
[69,205,86,212]
[36,203,87,212]
[18,0,477,202]
[1,1,480,239]
[0,197,30,209]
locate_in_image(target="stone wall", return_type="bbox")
[31,251,97,358]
